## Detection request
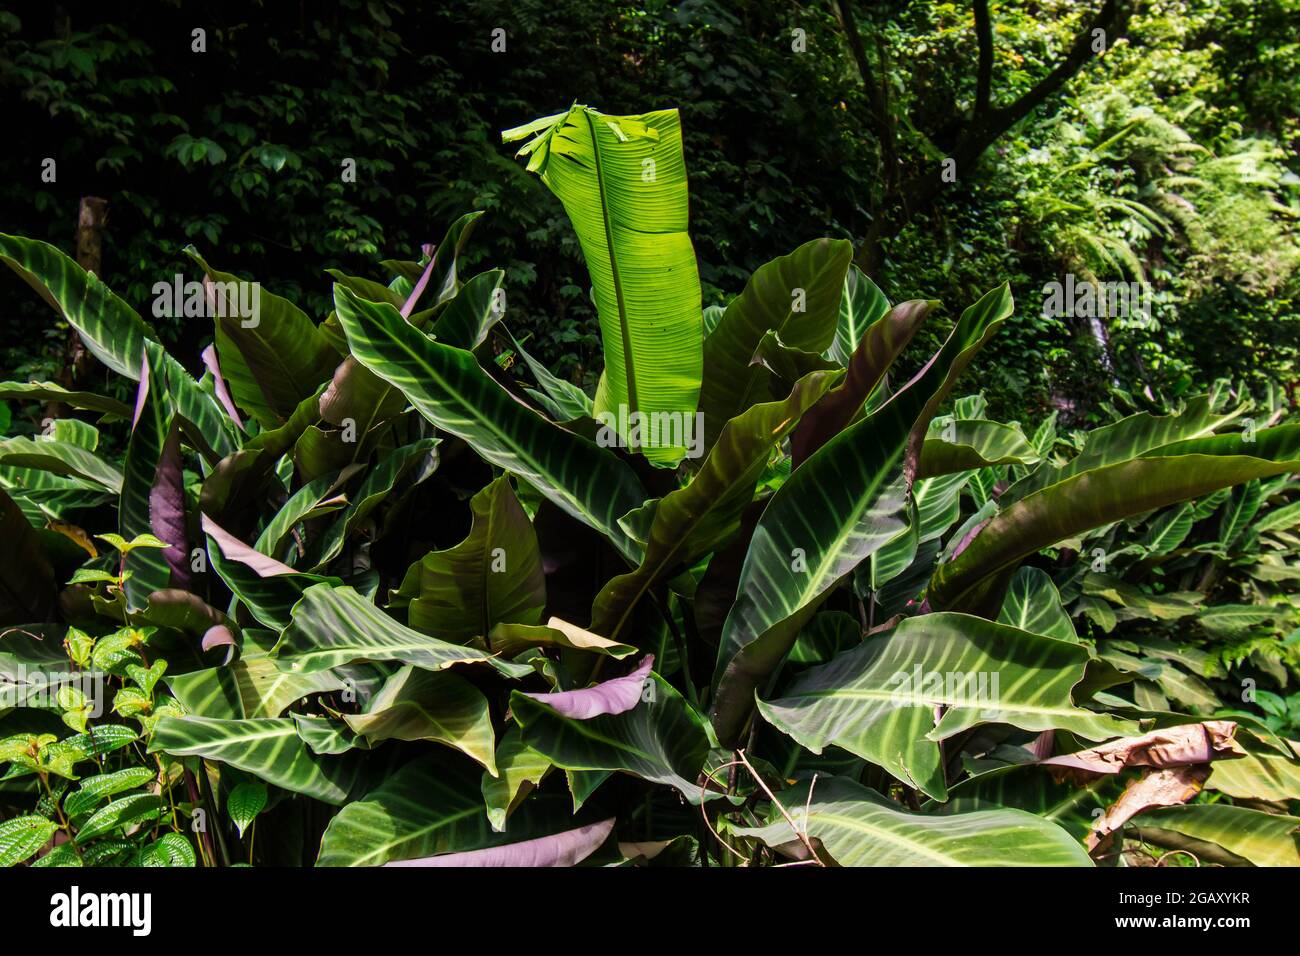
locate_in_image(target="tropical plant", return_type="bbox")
[1,103,1298,868]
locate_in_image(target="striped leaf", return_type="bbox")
[167,657,346,720]
[1207,742,1300,802]
[1143,502,1195,553]
[710,284,1013,746]
[791,299,935,467]
[931,425,1300,614]
[917,418,1039,479]
[757,613,1137,800]
[930,764,1121,842]
[391,476,545,643]
[0,436,122,493]
[511,672,711,802]
[590,370,840,640]
[0,233,154,379]
[305,438,439,569]
[184,248,338,429]
[1004,393,1245,503]
[482,727,553,832]
[735,776,1091,866]
[997,566,1078,641]
[826,265,890,366]
[504,106,703,466]
[273,583,495,675]
[0,381,131,419]
[1131,804,1300,866]
[333,285,647,560]
[699,238,852,450]
[120,342,177,609]
[506,327,594,422]
[202,516,339,631]
[317,754,575,866]
[342,666,496,774]
[150,715,363,805]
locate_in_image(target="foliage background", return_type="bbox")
[2,0,1297,420]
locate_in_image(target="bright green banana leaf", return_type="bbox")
[504,105,703,466]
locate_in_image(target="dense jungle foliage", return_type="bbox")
[0,0,1298,868]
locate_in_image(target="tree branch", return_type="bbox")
[853,0,1134,272]
[832,0,895,187]
[973,0,993,116]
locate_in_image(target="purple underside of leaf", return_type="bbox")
[386,818,616,868]
[201,514,296,577]
[401,242,439,318]
[131,353,150,429]
[201,624,236,652]
[521,654,654,719]
[201,344,245,430]
[150,422,191,589]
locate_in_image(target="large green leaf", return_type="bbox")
[167,657,346,720]
[481,726,552,832]
[930,425,1300,614]
[757,613,1136,800]
[506,327,594,422]
[698,238,852,450]
[917,418,1039,479]
[391,476,545,642]
[1004,393,1245,503]
[1130,804,1300,866]
[504,106,703,466]
[0,436,122,493]
[320,214,483,434]
[511,671,711,802]
[0,233,154,379]
[710,284,1014,746]
[150,715,363,804]
[317,754,575,866]
[825,265,890,366]
[185,248,337,429]
[1207,742,1300,802]
[333,285,647,560]
[0,382,132,419]
[590,370,840,640]
[997,566,1078,641]
[274,583,497,674]
[202,516,339,630]
[735,776,1091,866]
[343,666,496,774]
[306,438,439,569]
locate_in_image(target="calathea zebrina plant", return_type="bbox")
[0,103,1297,868]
